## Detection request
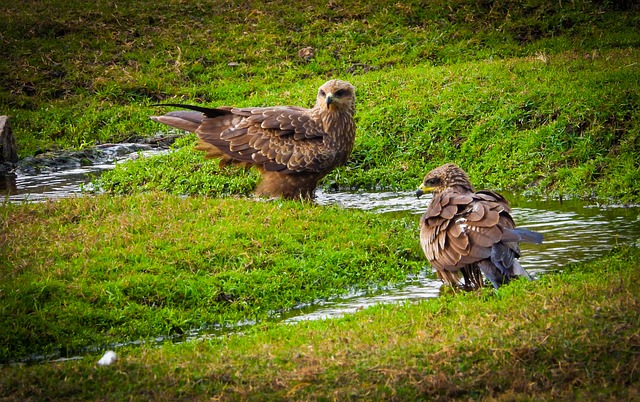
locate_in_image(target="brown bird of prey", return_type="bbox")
[416,163,543,289]
[150,80,356,200]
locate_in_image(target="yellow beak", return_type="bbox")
[416,184,434,198]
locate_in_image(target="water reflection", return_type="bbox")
[2,164,112,202]
[281,273,442,323]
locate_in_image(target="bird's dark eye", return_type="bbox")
[335,89,345,97]
[426,178,440,186]
[319,89,326,97]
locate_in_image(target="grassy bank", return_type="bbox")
[2,240,639,400]
[98,48,640,201]
[1,1,639,201]
[0,192,423,362]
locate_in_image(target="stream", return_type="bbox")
[3,148,640,361]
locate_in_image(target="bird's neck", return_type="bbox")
[437,184,475,196]
[313,105,355,136]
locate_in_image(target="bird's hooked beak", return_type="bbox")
[325,93,334,107]
[415,184,432,198]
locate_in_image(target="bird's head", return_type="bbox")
[316,80,356,113]
[416,163,474,198]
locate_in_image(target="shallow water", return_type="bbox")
[3,154,640,362]
[294,189,640,321]
[1,144,167,202]
[317,189,640,273]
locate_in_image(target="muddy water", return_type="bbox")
[3,156,640,360]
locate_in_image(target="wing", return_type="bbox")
[196,106,334,174]
[420,191,507,273]
[468,191,538,284]
[153,104,336,174]
[420,192,485,288]
[419,211,464,287]
[420,192,474,276]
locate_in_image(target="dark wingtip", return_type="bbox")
[150,103,226,118]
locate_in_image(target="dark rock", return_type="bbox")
[0,173,17,195]
[0,163,13,175]
[0,116,18,164]
[15,135,178,174]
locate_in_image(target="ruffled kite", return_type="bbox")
[416,164,543,289]
[151,80,356,200]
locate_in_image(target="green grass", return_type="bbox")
[95,134,261,196]
[1,1,640,399]
[0,192,423,362]
[2,241,639,400]
[98,49,640,201]
[2,0,639,201]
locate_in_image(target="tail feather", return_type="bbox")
[460,265,484,290]
[502,227,543,244]
[491,243,515,273]
[150,111,204,132]
[509,260,532,281]
[477,260,504,289]
[151,103,231,118]
[150,104,235,132]
[478,259,532,290]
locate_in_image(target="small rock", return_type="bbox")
[0,172,17,194]
[97,350,117,366]
[298,46,315,61]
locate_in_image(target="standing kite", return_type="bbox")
[150,80,356,200]
[416,163,543,289]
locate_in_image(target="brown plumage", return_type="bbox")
[416,164,543,289]
[150,80,356,199]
